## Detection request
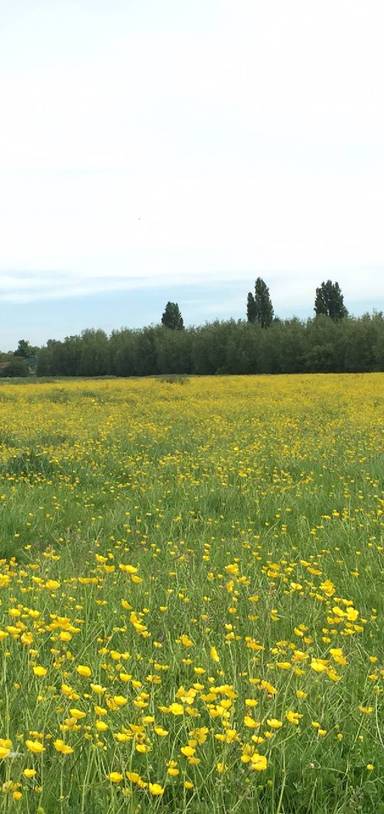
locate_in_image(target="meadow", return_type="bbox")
[0,374,383,813]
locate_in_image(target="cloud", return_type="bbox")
[0,0,383,319]
[1,266,383,317]
[0,270,150,303]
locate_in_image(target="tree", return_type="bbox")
[0,356,29,377]
[247,292,257,323]
[78,329,110,376]
[314,280,348,320]
[155,325,193,374]
[14,339,38,358]
[247,278,274,327]
[161,302,184,330]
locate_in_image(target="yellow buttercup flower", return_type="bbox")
[168,702,184,715]
[250,753,268,771]
[95,720,108,732]
[54,739,74,754]
[25,739,45,754]
[285,711,302,726]
[33,665,47,677]
[181,745,195,757]
[148,783,164,796]
[76,665,92,678]
[23,769,36,778]
[267,718,283,729]
[69,708,86,720]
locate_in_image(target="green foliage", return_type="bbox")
[0,356,30,377]
[35,312,384,377]
[247,291,257,323]
[2,283,381,380]
[4,282,381,379]
[247,278,274,327]
[14,338,38,358]
[314,280,348,320]
[161,301,184,330]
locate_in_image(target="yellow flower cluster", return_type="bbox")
[0,374,382,811]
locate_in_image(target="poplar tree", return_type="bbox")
[247,292,257,323]
[247,278,274,327]
[161,302,184,330]
[314,281,348,320]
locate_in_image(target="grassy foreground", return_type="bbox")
[0,374,383,813]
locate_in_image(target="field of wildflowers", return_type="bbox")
[0,374,383,813]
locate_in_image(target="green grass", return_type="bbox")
[0,374,383,812]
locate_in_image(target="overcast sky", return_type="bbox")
[1,0,384,347]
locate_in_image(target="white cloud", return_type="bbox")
[0,0,383,310]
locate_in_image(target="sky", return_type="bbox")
[1,0,384,348]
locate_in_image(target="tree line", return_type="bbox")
[1,279,383,377]
[32,313,383,377]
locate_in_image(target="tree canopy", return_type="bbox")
[34,312,384,377]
